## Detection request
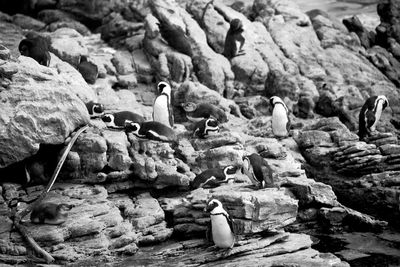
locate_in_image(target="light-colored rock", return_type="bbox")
[0,56,89,168]
[49,28,88,67]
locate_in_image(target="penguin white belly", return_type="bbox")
[153,96,171,127]
[272,106,289,137]
[211,215,235,248]
[370,102,383,132]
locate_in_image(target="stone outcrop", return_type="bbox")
[0,55,89,168]
[1,0,400,265]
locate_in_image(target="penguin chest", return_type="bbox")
[370,105,383,132]
[272,106,289,137]
[153,97,171,127]
[243,164,260,186]
[211,215,235,248]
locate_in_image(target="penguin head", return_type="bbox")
[157,81,171,97]
[230,18,244,33]
[80,55,88,63]
[205,118,219,128]
[241,156,251,174]
[223,165,238,180]
[376,95,389,110]
[269,96,288,113]
[92,103,104,115]
[205,199,223,213]
[125,121,141,136]
[181,102,198,112]
[101,113,114,125]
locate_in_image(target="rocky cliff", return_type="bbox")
[0,0,399,266]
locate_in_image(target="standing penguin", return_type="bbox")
[18,35,50,66]
[102,111,144,129]
[125,121,177,143]
[182,102,228,123]
[242,153,275,189]
[358,95,389,140]
[193,118,220,139]
[270,96,291,138]
[78,55,98,84]
[223,18,246,60]
[85,101,104,118]
[190,165,238,189]
[205,199,235,249]
[153,81,174,128]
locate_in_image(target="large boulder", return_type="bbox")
[0,56,89,168]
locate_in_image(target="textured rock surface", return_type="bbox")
[0,56,89,168]
[0,0,400,265]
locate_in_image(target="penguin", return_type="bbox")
[102,111,145,129]
[18,35,50,66]
[358,95,389,140]
[242,153,275,189]
[205,199,235,249]
[193,118,220,139]
[30,202,73,225]
[182,102,228,123]
[78,55,98,84]
[125,120,177,143]
[190,165,238,189]
[270,96,291,138]
[223,18,245,60]
[85,101,104,118]
[153,81,174,128]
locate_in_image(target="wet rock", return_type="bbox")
[0,56,89,168]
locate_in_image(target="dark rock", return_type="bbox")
[343,15,375,49]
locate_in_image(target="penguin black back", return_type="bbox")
[358,95,389,140]
[19,35,50,66]
[125,121,177,143]
[223,18,245,60]
[78,55,98,84]
[190,165,237,189]
[193,118,219,138]
[85,101,104,118]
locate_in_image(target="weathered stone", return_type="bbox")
[12,14,46,31]
[111,50,135,75]
[103,130,132,171]
[49,28,88,67]
[0,56,89,168]
[149,0,235,97]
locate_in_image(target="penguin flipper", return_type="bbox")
[168,104,174,127]
[286,117,291,133]
[365,110,376,128]
[223,212,236,235]
[206,221,214,245]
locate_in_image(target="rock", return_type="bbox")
[49,28,88,67]
[342,15,375,49]
[0,44,10,60]
[111,50,134,75]
[37,9,73,24]
[149,0,235,97]
[50,53,96,102]
[103,130,132,171]
[0,56,89,168]
[12,14,46,31]
[100,12,143,43]
[48,21,91,36]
